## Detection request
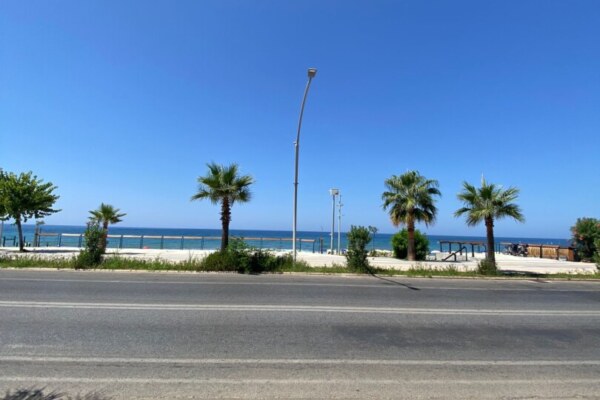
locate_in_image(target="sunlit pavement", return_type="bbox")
[0,270,599,398]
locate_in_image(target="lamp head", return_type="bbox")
[307,68,317,78]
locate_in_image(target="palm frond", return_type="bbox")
[192,162,254,207]
[382,170,441,227]
[455,180,524,227]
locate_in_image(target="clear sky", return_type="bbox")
[1,0,598,238]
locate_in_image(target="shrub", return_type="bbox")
[200,250,240,272]
[74,222,104,269]
[477,259,498,275]
[199,238,297,274]
[391,229,429,260]
[570,217,600,261]
[345,225,372,273]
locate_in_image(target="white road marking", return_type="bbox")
[2,356,600,366]
[0,377,598,385]
[0,300,599,316]
[1,276,598,292]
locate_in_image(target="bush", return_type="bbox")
[571,217,600,261]
[199,238,296,274]
[391,229,429,260]
[198,250,240,272]
[345,225,372,273]
[477,259,498,275]
[74,222,104,269]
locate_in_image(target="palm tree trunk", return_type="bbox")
[407,219,416,261]
[102,221,109,253]
[220,198,231,252]
[485,217,496,264]
[16,217,25,252]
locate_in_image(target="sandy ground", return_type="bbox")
[1,246,597,274]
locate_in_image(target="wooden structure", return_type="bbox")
[500,242,575,261]
[526,244,575,261]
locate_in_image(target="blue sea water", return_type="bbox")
[0,224,572,252]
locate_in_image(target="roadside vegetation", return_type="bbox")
[391,228,429,261]
[382,170,441,261]
[74,221,105,268]
[1,167,597,273]
[1,250,598,279]
[455,177,525,274]
[89,203,126,252]
[191,162,254,252]
[0,170,60,252]
[345,225,372,272]
[570,217,600,266]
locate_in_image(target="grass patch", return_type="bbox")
[1,253,600,279]
[0,254,77,269]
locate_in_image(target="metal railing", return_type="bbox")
[8,233,323,253]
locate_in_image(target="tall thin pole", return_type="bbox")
[337,194,342,255]
[293,68,317,262]
[330,192,336,254]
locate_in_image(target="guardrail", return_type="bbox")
[10,232,323,253]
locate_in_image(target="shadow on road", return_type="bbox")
[365,267,420,291]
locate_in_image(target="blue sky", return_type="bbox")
[1,0,598,238]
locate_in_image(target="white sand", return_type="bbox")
[0,246,597,274]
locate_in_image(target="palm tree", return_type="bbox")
[454,178,524,264]
[382,171,441,261]
[89,203,126,251]
[191,163,254,252]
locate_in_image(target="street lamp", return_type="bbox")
[292,68,317,262]
[329,188,339,254]
[337,194,343,255]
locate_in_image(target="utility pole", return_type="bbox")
[329,188,339,254]
[337,194,343,255]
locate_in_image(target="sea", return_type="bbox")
[0,224,572,252]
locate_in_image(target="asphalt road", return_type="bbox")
[0,270,599,399]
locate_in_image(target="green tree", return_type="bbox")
[191,163,254,252]
[75,221,105,268]
[570,217,600,261]
[455,178,524,265]
[391,228,429,261]
[346,225,372,272]
[89,203,126,252]
[0,171,60,252]
[382,171,441,261]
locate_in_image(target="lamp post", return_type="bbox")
[337,194,343,255]
[292,68,317,262]
[329,188,339,254]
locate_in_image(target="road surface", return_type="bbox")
[0,269,599,399]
